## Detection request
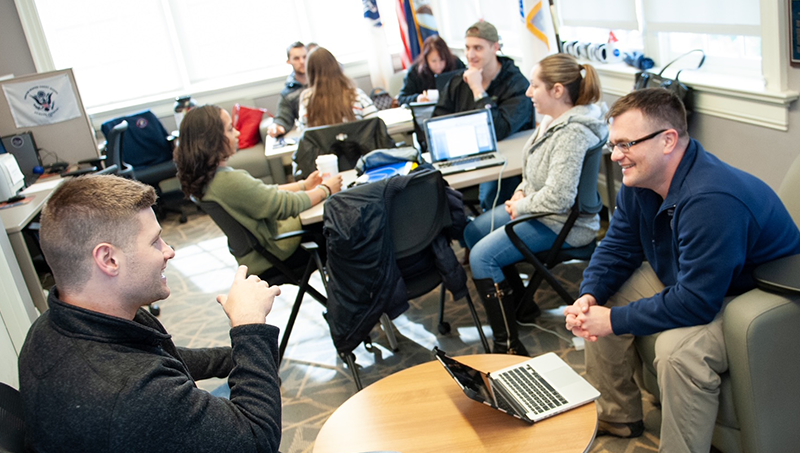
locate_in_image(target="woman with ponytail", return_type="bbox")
[464,53,608,356]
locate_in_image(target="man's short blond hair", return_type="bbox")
[40,175,156,293]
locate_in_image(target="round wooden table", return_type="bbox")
[313,354,597,453]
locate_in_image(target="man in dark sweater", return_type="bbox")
[565,89,800,451]
[433,21,532,211]
[267,41,308,138]
[18,175,284,453]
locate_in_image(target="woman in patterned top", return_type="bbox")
[298,47,377,129]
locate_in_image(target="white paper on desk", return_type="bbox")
[3,74,81,128]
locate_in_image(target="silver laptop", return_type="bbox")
[424,109,505,175]
[433,347,600,424]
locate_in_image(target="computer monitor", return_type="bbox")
[1,132,41,187]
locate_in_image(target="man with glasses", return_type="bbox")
[564,88,800,451]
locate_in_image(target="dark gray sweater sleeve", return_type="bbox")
[178,346,233,380]
[110,324,283,453]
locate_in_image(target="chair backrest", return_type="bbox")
[0,382,25,453]
[576,134,608,215]
[101,110,172,170]
[778,153,800,228]
[190,197,297,280]
[103,120,131,176]
[389,170,451,259]
[408,102,437,152]
[293,116,395,179]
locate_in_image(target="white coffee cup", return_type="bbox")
[316,154,339,179]
[425,89,439,103]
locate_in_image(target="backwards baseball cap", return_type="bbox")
[465,21,499,43]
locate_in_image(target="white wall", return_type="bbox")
[0,215,35,389]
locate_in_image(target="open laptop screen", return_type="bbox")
[434,347,495,404]
[425,109,497,162]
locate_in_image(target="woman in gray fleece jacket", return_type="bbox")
[463,54,608,355]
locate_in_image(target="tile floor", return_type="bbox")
[156,210,661,453]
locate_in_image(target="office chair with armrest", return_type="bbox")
[634,153,800,453]
[328,170,490,390]
[103,111,191,223]
[191,197,327,361]
[0,382,25,453]
[293,116,395,179]
[503,135,606,318]
[63,120,130,178]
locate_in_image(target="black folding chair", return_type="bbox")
[292,116,395,179]
[0,382,25,453]
[338,170,490,390]
[503,136,607,313]
[191,197,327,361]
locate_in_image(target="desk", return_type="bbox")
[753,254,800,295]
[1,177,66,313]
[299,130,530,225]
[263,108,415,161]
[313,354,597,453]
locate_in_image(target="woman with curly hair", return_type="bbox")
[298,47,377,129]
[174,104,342,277]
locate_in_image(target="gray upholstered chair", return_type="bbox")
[635,153,800,453]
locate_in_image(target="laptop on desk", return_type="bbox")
[424,109,505,175]
[433,347,600,424]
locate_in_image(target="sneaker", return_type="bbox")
[597,419,645,438]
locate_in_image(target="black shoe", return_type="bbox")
[516,302,541,326]
[473,278,529,356]
[596,420,645,438]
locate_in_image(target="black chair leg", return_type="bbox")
[341,352,363,391]
[437,283,451,335]
[464,293,491,353]
[278,259,316,362]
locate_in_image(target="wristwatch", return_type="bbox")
[474,91,488,102]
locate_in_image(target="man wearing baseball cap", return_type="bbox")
[434,20,532,210]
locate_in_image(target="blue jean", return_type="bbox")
[464,205,565,282]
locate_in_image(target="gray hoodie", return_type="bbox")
[514,103,609,247]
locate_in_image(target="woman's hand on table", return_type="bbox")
[304,171,323,189]
[323,175,343,195]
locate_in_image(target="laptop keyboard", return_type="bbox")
[497,365,568,415]
[437,154,495,168]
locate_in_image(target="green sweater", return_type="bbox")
[203,166,312,274]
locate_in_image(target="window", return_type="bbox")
[22,0,403,112]
[556,0,764,87]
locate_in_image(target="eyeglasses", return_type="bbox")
[605,129,667,153]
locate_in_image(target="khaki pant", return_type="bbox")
[584,263,729,453]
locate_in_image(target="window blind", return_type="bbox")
[642,0,761,36]
[556,0,638,31]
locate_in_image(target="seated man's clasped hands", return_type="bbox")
[564,88,800,449]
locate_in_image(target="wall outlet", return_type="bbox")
[572,337,585,351]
